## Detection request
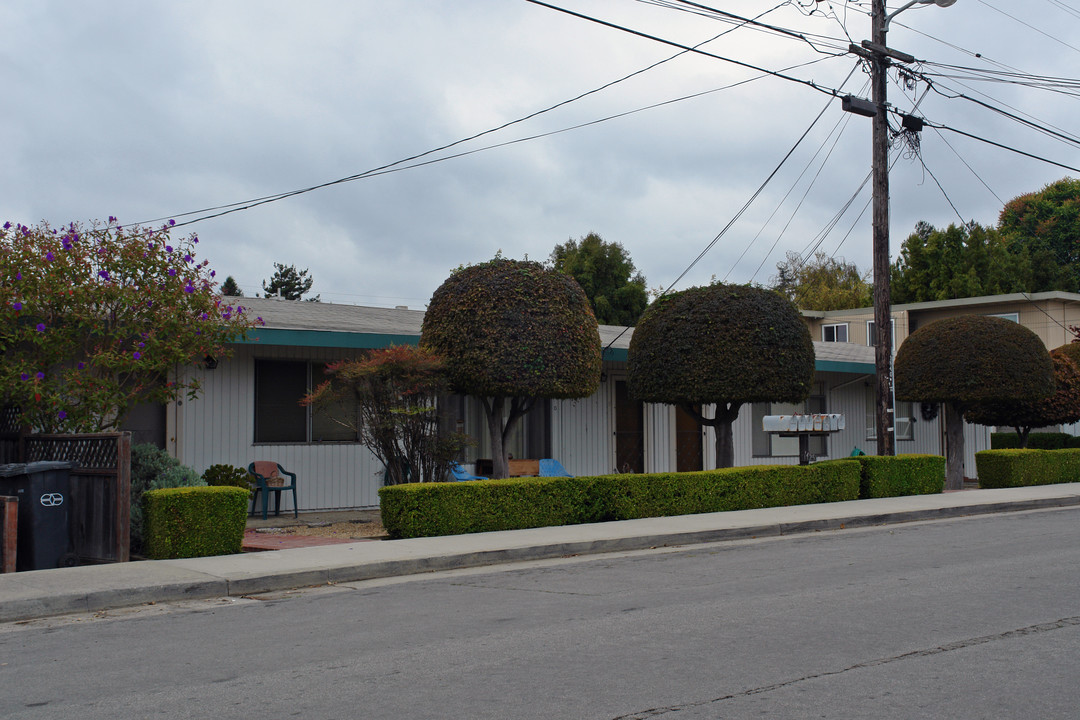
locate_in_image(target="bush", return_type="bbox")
[203,464,254,491]
[379,461,861,539]
[142,486,249,559]
[854,454,945,498]
[129,443,205,555]
[991,432,1074,449]
[976,448,1080,488]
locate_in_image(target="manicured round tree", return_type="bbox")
[627,283,815,468]
[421,258,601,479]
[965,347,1080,448]
[895,315,1054,489]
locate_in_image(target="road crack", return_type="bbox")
[611,615,1080,719]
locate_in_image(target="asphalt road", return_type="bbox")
[3,508,1078,719]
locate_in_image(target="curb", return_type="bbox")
[3,494,1079,623]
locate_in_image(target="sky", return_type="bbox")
[2,1,1078,309]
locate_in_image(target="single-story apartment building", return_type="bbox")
[166,291,1080,511]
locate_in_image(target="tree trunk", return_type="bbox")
[944,402,965,491]
[712,403,742,469]
[483,397,509,479]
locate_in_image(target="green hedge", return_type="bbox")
[990,432,1080,449]
[143,486,250,559]
[854,454,945,498]
[379,461,861,539]
[976,448,1080,488]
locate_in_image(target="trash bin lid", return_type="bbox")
[0,461,78,477]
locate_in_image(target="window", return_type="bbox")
[988,312,1019,323]
[822,323,848,343]
[752,394,828,458]
[866,319,896,347]
[865,391,914,441]
[254,359,358,443]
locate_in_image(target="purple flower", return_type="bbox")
[168,268,176,277]
[77,362,85,370]
[200,312,208,320]
[12,301,21,311]
[192,235,199,244]
[36,323,46,332]
[98,270,110,281]
[183,254,192,263]
[2,222,9,230]
[168,219,176,226]
[36,371,44,380]
[165,245,173,253]
[57,410,67,420]
[20,373,29,381]
[62,239,72,250]
[133,351,141,360]
[210,270,216,278]
[15,272,21,280]
[147,241,155,251]
[138,342,145,348]
[45,251,54,261]
[184,283,195,294]
[256,316,264,325]
[108,216,117,223]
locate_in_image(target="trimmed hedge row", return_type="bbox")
[854,454,945,498]
[990,432,1080,450]
[379,461,861,539]
[143,486,249,559]
[975,448,1080,488]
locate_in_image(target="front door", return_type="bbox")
[675,405,703,472]
[614,380,644,473]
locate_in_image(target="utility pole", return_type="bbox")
[843,0,955,456]
[871,0,895,457]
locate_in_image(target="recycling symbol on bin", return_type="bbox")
[39,493,64,507]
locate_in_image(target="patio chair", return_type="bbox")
[248,461,299,520]
[538,458,573,477]
[450,463,486,481]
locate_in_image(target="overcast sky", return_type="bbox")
[2,1,1078,309]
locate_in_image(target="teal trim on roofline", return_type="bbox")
[815,360,875,374]
[235,328,420,349]
[234,330,875,374]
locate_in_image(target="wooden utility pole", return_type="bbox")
[871,0,895,456]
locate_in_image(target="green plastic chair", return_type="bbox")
[248,461,299,520]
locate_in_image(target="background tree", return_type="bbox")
[999,177,1080,291]
[627,283,815,468]
[421,257,601,479]
[548,232,648,326]
[0,218,259,432]
[965,347,1080,448]
[895,315,1054,490]
[220,275,243,296]
[303,345,467,485]
[890,221,1027,303]
[262,262,319,301]
[771,250,871,311]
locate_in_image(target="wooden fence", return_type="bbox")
[0,424,131,565]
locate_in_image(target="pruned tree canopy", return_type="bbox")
[627,283,814,468]
[965,347,1080,447]
[629,284,814,406]
[422,258,601,399]
[895,315,1055,490]
[894,316,1054,411]
[421,257,601,478]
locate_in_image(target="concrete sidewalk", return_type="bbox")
[3,484,1079,623]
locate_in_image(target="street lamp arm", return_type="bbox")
[885,0,957,31]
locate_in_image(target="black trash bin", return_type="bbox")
[0,461,78,571]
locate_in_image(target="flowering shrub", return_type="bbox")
[0,218,261,432]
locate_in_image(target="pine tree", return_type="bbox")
[261,263,319,301]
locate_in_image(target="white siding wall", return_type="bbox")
[173,345,385,510]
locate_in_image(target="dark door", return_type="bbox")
[614,380,644,473]
[676,405,703,472]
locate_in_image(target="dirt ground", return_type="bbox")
[247,509,388,540]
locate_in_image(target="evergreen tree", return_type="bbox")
[220,275,243,296]
[549,233,648,326]
[771,251,871,311]
[261,263,319,301]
